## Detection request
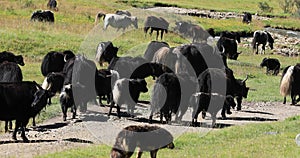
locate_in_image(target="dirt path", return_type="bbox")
[0,101,299,158]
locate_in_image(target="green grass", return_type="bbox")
[36,115,300,158]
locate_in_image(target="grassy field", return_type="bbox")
[0,0,300,157]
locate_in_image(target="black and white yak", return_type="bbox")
[108,78,148,118]
[280,64,300,105]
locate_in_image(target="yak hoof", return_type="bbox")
[227,111,232,115]
[63,117,67,121]
[22,137,29,143]
[12,135,17,141]
[236,107,241,111]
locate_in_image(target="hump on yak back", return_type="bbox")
[115,10,131,16]
[95,41,118,66]
[41,51,65,76]
[0,51,25,66]
[0,61,23,82]
[144,41,169,61]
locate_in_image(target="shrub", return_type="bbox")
[258,2,273,13]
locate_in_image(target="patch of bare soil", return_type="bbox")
[0,101,299,158]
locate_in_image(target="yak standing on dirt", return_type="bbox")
[111,125,174,158]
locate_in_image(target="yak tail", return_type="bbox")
[265,31,274,44]
[95,12,106,25]
[251,32,257,50]
[280,66,294,97]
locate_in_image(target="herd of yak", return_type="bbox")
[2,1,300,157]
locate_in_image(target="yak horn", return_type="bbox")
[242,75,249,83]
[221,45,225,54]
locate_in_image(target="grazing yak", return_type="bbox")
[260,57,280,75]
[149,73,197,124]
[0,51,25,66]
[95,13,138,31]
[175,21,210,42]
[31,10,55,22]
[0,82,50,142]
[217,37,241,60]
[144,16,169,40]
[252,30,274,54]
[144,41,169,62]
[108,78,148,118]
[242,12,252,24]
[280,64,300,105]
[95,41,118,66]
[41,50,75,76]
[111,125,174,158]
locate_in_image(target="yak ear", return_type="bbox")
[242,75,249,83]
[238,51,242,54]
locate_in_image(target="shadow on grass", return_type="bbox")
[33,122,69,132]
[241,110,274,115]
[0,139,57,145]
[218,116,278,121]
[63,138,94,144]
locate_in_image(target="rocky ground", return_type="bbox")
[0,101,300,158]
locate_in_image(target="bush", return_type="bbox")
[258,2,273,13]
[279,0,295,13]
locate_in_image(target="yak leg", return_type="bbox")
[108,101,120,118]
[32,117,36,126]
[61,104,68,121]
[291,92,297,105]
[149,111,154,124]
[12,120,21,141]
[156,30,159,40]
[71,105,77,119]
[149,28,154,37]
[283,97,287,104]
[236,97,242,111]
[150,149,158,158]
[136,150,143,158]
[160,30,164,40]
[262,44,266,54]
[21,120,29,142]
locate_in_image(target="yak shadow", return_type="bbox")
[0,139,57,145]
[218,116,278,122]
[190,122,233,129]
[63,138,93,144]
[33,122,69,132]
[241,110,274,115]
